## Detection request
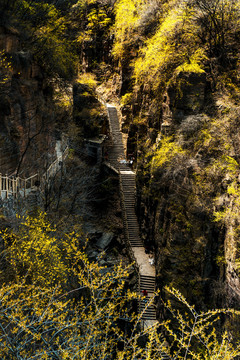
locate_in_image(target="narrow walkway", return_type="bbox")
[106,104,157,328]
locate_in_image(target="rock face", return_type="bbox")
[128,71,240,310]
[0,26,56,176]
[161,72,206,131]
[73,82,107,140]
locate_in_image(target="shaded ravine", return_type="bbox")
[106,104,158,328]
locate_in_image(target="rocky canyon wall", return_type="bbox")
[0,26,57,177]
[123,71,240,310]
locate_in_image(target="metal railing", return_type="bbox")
[42,146,69,183]
[119,172,140,276]
[0,173,39,199]
[0,145,69,200]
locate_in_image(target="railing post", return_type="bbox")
[16,177,18,197]
[16,178,18,195]
[14,178,16,197]
[5,175,8,199]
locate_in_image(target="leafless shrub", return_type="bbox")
[138,0,162,36]
[179,114,207,135]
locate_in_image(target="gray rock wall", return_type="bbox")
[0,26,56,176]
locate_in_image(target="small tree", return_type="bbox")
[190,0,240,62]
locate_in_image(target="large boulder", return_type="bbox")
[96,232,114,249]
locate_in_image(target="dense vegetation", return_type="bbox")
[1,214,240,359]
[1,0,240,357]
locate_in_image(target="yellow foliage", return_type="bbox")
[121,92,133,106]
[113,0,143,58]
[0,214,162,358]
[113,0,206,93]
[133,2,201,90]
[74,0,113,52]
[152,136,185,170]
[87,8,111,34]
[77,72,98,89]
[193,113,240,233]
[0,215,240,358]
[0,50,12,85]
[164,286,240,360]
[176,48,207,74]
[1,213,81,287]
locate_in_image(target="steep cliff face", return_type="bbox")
[126,71,240,309]
[105,0,240,313]
[0,26,56,176]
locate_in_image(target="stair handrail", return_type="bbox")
[105,101,158,328]
[42,145,69,183]
[119,172,140,276]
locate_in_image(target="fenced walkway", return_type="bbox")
[106,104,158,328]
[0,143,68,200]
